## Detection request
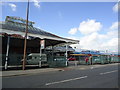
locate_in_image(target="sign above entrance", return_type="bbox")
[5,16,35,26]
[40,40,45,49]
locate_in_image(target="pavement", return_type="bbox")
[1,68,62,77]
[1,63,119,77]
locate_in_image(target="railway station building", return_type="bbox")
[0,16,79,68]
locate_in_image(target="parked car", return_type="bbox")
[27,53,49,67]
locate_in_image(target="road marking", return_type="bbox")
[45,76,88,86]
[90,67,94,69]
[100,70,118,75]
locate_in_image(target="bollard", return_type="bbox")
[39,61,41,67]
[75,61,77,66]
[66,61,68,66]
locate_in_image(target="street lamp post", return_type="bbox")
[22,0,29,70]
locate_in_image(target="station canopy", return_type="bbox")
[0,16,79,47]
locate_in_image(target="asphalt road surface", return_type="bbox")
[2,63,119,88]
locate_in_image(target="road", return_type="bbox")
[2,63,119,88]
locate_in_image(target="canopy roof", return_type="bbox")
[73,51,119,56]
[0,16,79,46]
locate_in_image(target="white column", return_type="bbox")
[5,36,10,70]
[65,44,68,66]
[66,44,68,59]
[40,44,42,57]
[39,40,42,67]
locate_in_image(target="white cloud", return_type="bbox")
[100,38,118,52]
[79,32,102,49]
[113,2,120,12]
[70,32,118,52]
[68,21,118,53]
[32,0,40,8]
[68,28,78,35]
[110,22,120,30]
[78,19,102,35]
[107,30,118,38]
[101,38,118,47]
[8,3,17,11]
[113,3,118,12]
[1,2,17,11]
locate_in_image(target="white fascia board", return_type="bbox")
[0,29,78,44]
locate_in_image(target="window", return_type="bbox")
[28,56,32,59]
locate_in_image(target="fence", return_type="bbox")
[47,56,67,67]
[73,54,120,65]
[1,53,120,68]
[110,56,120,63]
[2,54,68,68]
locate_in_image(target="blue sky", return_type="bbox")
[1,1,119,53]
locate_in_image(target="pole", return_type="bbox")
[22,0,29,70]
[5,36,10,70]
